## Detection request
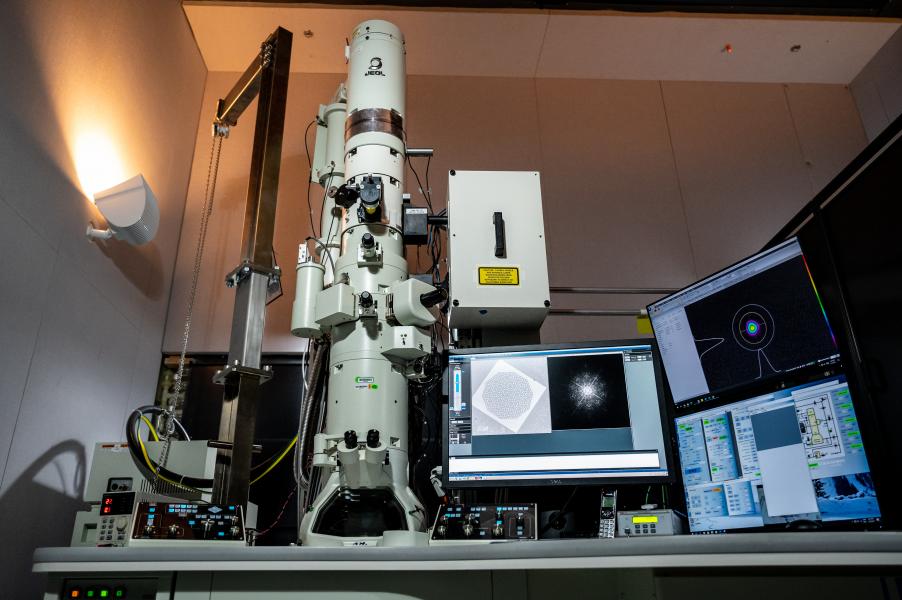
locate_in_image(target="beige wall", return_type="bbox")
[167,73,866,351]
[0,1,206,595]
[851,26,902,141]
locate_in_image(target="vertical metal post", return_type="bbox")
[212,27,293,507]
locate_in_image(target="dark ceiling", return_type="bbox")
[185,0,901,18]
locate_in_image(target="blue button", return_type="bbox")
[188,520,196,525]
[228,506,235,511]
[149,508,155,513]
[217,531,225,537]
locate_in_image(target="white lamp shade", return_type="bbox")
[93,174,159,245]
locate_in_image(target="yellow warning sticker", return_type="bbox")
[478,267,519,285]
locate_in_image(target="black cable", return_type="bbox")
[424,154,432,206]
[125,406,213,489]
[540,487,579,535]
[408,156,433,212]
[255,486,297,537]
[316,163,336,242]
[303,119,317,238]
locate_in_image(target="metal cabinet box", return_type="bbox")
[447,171,550,330]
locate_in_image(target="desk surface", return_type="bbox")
[33,532,902,573]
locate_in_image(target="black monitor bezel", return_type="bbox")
[646,237,841,409]
[442,338,676,489]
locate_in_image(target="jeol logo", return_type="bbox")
[365,56,385,77]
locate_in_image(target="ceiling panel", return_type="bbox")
[185,0,901,19]
[183,4,548,77]
[183,3,900,83]
[537,13,899,83]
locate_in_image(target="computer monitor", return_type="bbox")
[675,373,881,533]
[647,238,840,407]
[444,340,673,487]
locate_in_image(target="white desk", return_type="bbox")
[35,532,902,600]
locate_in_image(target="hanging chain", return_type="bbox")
[153,133,225,492]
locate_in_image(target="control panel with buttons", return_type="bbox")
[129,501,246,546]
[96,492,135,546]
[615,509,686,537]
[429,503,537,544]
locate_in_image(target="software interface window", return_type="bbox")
[675,376,879,533]
[447,344,669,483]
[648,239,840,406]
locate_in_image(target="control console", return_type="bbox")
[429,503,538,544]
[96,491,137,546]
[130,501,246,546]
[616,509,685,537]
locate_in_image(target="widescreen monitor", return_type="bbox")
[675,374,881,533]
[445,340,672,487]
[647,238,840,407]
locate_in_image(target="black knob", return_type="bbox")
[358,176,382,211]
[516,514,525,528]
[331,184,359,209]
[420,288,447,308]
[143,524,156,537]
[361,233,375,249]
[366,429,380,448]
[359,291,373,308]
[492,523,505,538]
[344,430,358,449]
[168,524,182,538]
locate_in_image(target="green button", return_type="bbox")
[100,591,109,598]
[87,591,95,598]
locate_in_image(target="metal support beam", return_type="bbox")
[213,26,293,507]
[549,308,643,317]
[550,286,678,295]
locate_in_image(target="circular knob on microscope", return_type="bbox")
[359,291,373,308]
[361,233,375,249]
[435,524,447,538]
[115,517,128,532]
[344,430,358,449]
[366,429,380,448]
[143,523,156,537]
[168,524,182,538]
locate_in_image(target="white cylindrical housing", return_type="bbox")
[291,261,325,338]
[301,20,427,546]
[346,20,405,118]
[317,101,348,188]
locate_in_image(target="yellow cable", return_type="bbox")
[137,427,203,494]
[141,415,160,441]
[250,435,298,485]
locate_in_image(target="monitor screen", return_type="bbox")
[445,341,672,486]
[647,238,840,407]
[675,374,881,534]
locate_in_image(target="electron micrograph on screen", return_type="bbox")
[470,356,552,436]
[684,256,837,393]
[547,353,631,431]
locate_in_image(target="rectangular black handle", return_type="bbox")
[493,211,506,258]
